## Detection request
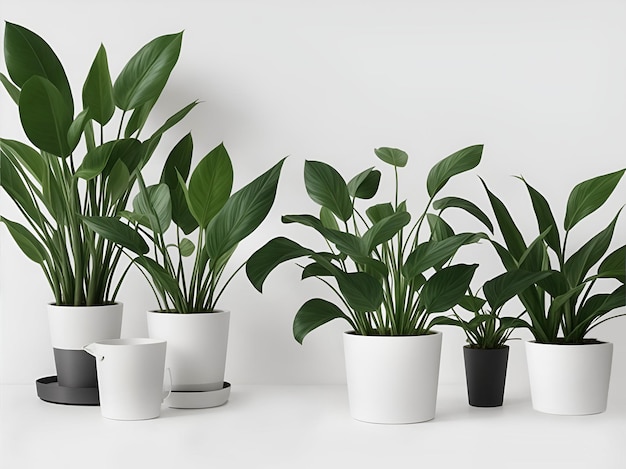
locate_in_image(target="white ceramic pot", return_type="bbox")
[84,338,170,420]
[526,340,613,415]
[343,331,442,424]
[146,310,230,392]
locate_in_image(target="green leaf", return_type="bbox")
[105,160,130,204]
[578,285,626,326]
[564,169,625,231]
[481,178,527,260]
[188,143,233,228]
[427,213,455,242]
[75,141,115,180]
[483,270,553,311]
[563,213,620,286]
[361,212,411,252]
[0,73,20,104]
[19,76,72,157]
[148,101,198,141]
[365,203,394,224]
[0,151,41,222]
[67,108,91,152]
[421,264,479,313]
[301,262,333,279]
[336,271,383,313]
[519,178,561,257]
[0,139,45,184]
[374,147,408,167]
[427,144,483,197]
[293,298,348,344]
[113,32,183,110]
[597,246,626,282]
[403,233,485,279]
[304,160,352,222]
[179,238,195,257]
[489,240,519,271]
[81,216,149,255]
[246,237,313,292]
[347,167,381,199]
[0,216,47,264]
[428,316,465,328]
[432,196,493,233]
[319,207,339,230]
[124,99,156,138]
[206,158,285,262]
[134,256,184,305]
[4,22,73,114]
[132,183,172,234]
[458,295,486,313]
[82,44,115,125]
[499,317,532,331]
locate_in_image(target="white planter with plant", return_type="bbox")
[0,23,194,404]
[247,144,488,423]
[86,140,284,408]
[482,169,625,415]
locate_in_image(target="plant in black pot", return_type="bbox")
[0,22,195,404]
[481,170,625,415]
[434,269,551,407]
[246,145,490,423]
[84,136,284,409]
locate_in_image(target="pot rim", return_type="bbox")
[463,344,509,351]
[526,339,611,347]
[343,330,441,338]
[48,302,122,308]
[147,309,230,315]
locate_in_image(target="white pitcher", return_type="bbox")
[84,338,170,420]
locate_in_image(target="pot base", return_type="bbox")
[35,376,99,406]
[165,382,231,409]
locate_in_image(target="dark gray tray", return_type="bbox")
[36,376,100,406]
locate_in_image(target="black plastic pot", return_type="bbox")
[463,345,509,407]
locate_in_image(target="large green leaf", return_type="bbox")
[519,178,561,257]
[132,183,172,234]
[597,246,626,282]
[19,76,72,157]
[293,298,348,344]
[336,271,383,313]
[160,133,197,234]
[81,216,149,255]
[421,264,478,313]
[187,143,233,228]
[124,99,157,138]
[304,160,352,222]
[426,213,455,242]
[563,213,619,286]
[374,147,408,167]
[67,108,91,153]
[148,101,198,141]
[0,139,45,184]
[0,72,20,104]
[564,169,625,231]
[403,233,485,279]
[365,203,394,224]
[432,196,493,233]
[105,160,130,205]
[361,212,411,252]
[347,167,381,199]
[82,44,114,125]
[4,22,73,114]
[319,207,339,230]
[206,158,285,262]
[134,256,184,306]
[483,270,553,311]
[113,32,183,111]
[75,140,116,180]
[578,285,626,326]
[458,295,486,313]
[426,145,483,197]
[301,262,333,279]
[0,151,41,222]
[0,216,47,264]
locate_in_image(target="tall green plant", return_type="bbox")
[0,22,196,305]
[83,137,285,313]
[481,171,625,343]
[246,145,491,341]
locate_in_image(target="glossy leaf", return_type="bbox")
[82,44,114,125]
[433,196,493,233]
[421,264,479,313]
[0,151,40,222]
[124,99,156,138]
[426,213,455,242]
[188,143,233,228]
[113,32,183,111]
[67,108,91,152]
[4,22,73,114]
[458,295,486,313]
[75,141,115,180]
[0,216,47,264]
[347,167,381,199]
[361,212,411,252]
[426,144,483,197]
[0,139,45,184]
[81,216,149,255]
[365,203,394,224]
[19,76,72,157]
[134,256,184,305]
[148,101,198,141]
[336,271,383,313]
[178,238,195,257]
[294,298,348,344]
[578,285,625,324]
[132,183,172,234]
[483,270,553,311]
[301,262,333,279]
[374,147,408,167]
[564,169,625,230]
[519,178,561,257]
[319,207,339,230]
[206,159,285,262]
[304,160,352,222]
[597,246,626,282]
[105,160,130,204]
[0,73,20,104]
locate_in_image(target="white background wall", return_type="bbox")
[1,0,624,399]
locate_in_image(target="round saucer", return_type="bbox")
[36,376,100,406]
[165,382,231,409]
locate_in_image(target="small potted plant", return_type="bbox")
[0,23,195,404]
[84,136,284,408]
[246,145,489,423]
[481,170,625,415]
[434,269,551,407]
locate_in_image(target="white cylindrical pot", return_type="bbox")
[343,331,442,424]
[526,340,613,415]
[147,310,230,392]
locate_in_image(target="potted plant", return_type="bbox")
[481,170,625,415]
[434,269,552,407]
[0,22,195,404]
[246,145,489,423]
[83,136,284,408]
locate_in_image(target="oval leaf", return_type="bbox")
[82,44,115,125]
[427,144,483,197]
[374,147,408,167]
[81,216,149,255]
[483,270,553,311]
[293,298,348,344]
[304,160,352,222]
[336,271,383,313]
[347,168,381,199]
[421,264,479,313]
[179,238,195,257]
[0,216,47,264]
[132,183,172,234]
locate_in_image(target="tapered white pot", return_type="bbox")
[343,331,442,424]
[146,310,229,392]
[526,340,613,415]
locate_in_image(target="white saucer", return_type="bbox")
[165,382,231,409]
